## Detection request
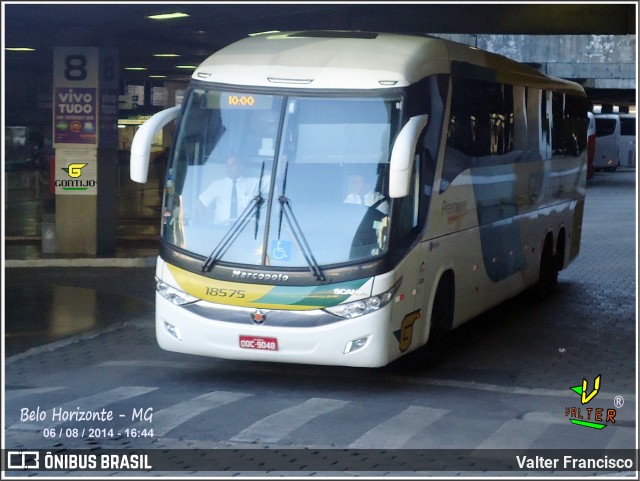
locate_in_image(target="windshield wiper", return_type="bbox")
[201,161,267,273]
[276,162,325,282]
[278,195,325,281]
[201,195,264,272]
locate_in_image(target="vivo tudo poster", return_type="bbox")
[53,87,98,145]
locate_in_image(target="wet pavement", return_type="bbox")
[4,162,161,355]
[4,267,156,356]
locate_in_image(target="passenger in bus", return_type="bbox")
[198,155,261,224]
[344,173,389,214]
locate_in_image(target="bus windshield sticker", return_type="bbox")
[270,239,292,261]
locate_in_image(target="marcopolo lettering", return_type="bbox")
[232,270,289,282]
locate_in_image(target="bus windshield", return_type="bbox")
[162,86,400,271]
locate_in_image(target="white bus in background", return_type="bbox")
[617,113,636,168]
[130,31,588,368]
[593,113,621,172]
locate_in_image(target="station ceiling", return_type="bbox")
[2,1,637,109]
[3,2,638,95]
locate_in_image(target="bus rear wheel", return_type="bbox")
[532,236,558,299]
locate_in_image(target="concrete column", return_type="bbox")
[52,47,119,256]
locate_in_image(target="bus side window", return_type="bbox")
[418,134,436,228]
[443,79,475,191]
[395,155,420,239]
[422,150,436,197]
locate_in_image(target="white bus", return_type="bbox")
[131,31,588,368]
[593,113,621,172]
[618,113,636,168]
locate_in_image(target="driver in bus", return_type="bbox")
[198,155,261,224]
[344,173,389,214]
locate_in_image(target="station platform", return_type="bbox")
[4,161,164,266]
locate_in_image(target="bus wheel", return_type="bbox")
[532,236,558,299]
[423,274,454,367]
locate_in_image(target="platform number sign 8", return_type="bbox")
[61,51,116,83]
[64,55,88,81]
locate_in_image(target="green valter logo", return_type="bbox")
[565,374,617,429]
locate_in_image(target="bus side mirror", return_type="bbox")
[130,106,180,183]
[388,114,429,198]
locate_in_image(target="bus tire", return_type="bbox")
[532,235,558,299]
[555,229,566,273]
[423,273,455,367]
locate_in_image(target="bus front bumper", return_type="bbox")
[155,294,392,368]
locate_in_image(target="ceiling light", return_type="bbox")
[153,53,181,57]
[6,47,35,52]
[248,30,281,37]
[149,75,167,78]
[175,65,197,69]
[146,12,190,20]
[125,67,148,71]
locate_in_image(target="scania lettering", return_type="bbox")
[131,31,588,367]
[334,288,368,296]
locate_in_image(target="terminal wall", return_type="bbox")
[431,34,637,90]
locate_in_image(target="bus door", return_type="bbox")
[390,119,442,356]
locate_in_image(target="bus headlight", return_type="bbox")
[324,279,401,319]
[156,278,199,305]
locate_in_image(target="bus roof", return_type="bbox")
[193,30,585,95]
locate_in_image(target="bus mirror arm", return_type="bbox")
[130,106,180,183]
[389,114,429,198]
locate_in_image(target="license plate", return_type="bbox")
[239,335,278,351]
